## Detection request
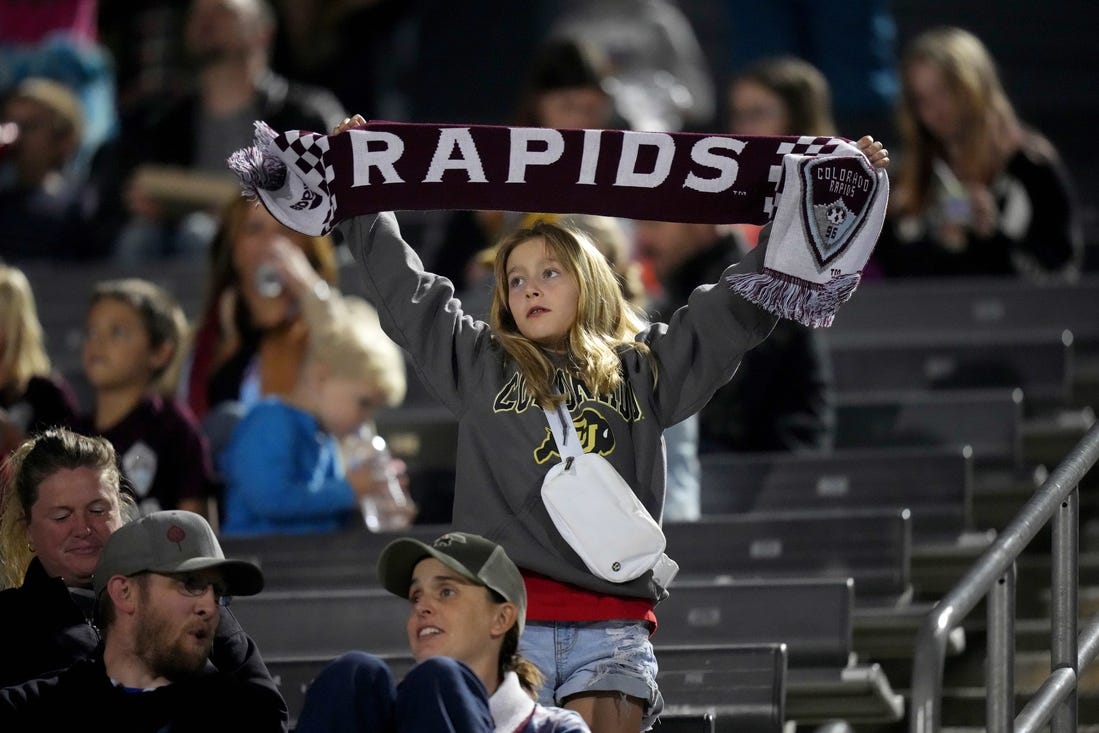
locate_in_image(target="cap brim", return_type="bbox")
[377,538,479,599]
[171,557,265,597]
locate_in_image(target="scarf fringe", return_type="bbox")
[726,269,861,328]
[226,121,286,200]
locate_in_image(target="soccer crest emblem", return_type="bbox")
[799,155,879,269]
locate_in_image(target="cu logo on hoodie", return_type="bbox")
[534,407,615,465]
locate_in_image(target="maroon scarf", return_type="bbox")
[229,120,887,327]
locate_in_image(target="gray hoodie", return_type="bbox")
[340,212,776,602]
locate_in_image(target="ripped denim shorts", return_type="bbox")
[519,620,664,731]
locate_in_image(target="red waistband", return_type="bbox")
[522,570,657,633]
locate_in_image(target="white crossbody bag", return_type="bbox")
[541,403,679,587]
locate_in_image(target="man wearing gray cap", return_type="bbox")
[295,531,589,733]
[0,510,286,731]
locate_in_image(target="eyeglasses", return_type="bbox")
[159,572,232,606]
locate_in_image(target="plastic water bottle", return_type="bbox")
[254,262,283,297]
[345,424,411,532]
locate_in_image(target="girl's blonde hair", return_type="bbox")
[302,293,406,407]
[0,428,136,589]
[489,220,650,409]
[89,279,189,396]
[0,265,52,393]
[558,214,648,310]
[895,26,1025,215]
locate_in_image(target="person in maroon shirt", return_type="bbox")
[72,278,215,519]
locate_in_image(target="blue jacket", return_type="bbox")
[220,398,359,536]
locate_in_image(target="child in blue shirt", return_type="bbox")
[219,240,409,536]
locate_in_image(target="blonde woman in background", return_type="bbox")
[0,264,79,456]
[876,26,1082,279]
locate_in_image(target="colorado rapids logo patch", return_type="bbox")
[799,154,878,269]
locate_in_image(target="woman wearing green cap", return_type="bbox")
[295,531,590,733]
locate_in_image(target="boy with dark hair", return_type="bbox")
[73,278,217,518]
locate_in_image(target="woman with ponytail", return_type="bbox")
[296,531,590,733]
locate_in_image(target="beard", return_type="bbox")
[134,605,216,680]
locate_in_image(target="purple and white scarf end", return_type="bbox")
[726,268,861,328]
[226,120,286,201]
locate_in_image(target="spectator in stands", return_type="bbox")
[71,279,216,517]
[633,54,839,455]
[0,264,79,456]
[427,40,705,511]
[0,508,286,730]
[0,77,100,259]
[102,0,347,260]
[726,55,838,251]
[635,219,835,454]
[218,240,410,536]
[295,531,589,733]
[548,0,717,132]
[0,5,120,181]
[183,195,339,423]
[729,56,835,136]
[874,26,1083,280]
[716,0,898,142]
[0,428,285,729]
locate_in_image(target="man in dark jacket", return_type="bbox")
[0,510,285,731]
[0,430,284,728]
[92,0,347,259]
[636,219,835,453]
[0,551,280,701]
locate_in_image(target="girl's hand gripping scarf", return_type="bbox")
[228,120,888,328]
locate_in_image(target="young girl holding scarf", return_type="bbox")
[273,113,888,732]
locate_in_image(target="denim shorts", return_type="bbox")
[519,620,664,731]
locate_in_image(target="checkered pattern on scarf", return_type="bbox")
[765,136,843,216]
[277,130,337,231]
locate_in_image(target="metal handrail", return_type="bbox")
[909,421,1099,732]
